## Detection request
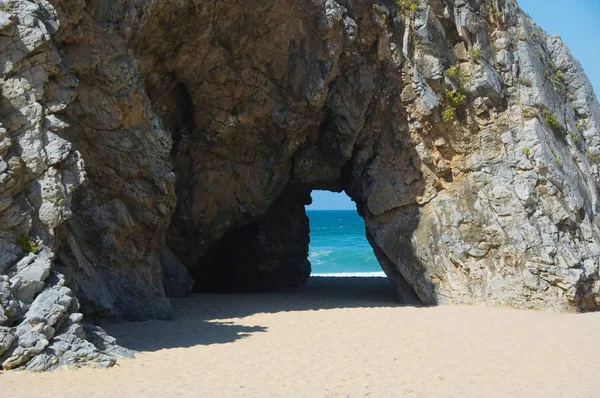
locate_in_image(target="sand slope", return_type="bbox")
[2,277,600,397]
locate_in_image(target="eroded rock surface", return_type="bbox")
[1,0,600,370]
[0,0,134,370]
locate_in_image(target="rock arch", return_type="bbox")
[128,0,600,312]
[2,0,600,371]
[133,0,431,301]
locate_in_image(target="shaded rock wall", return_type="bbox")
[1,0,600,370]
[48,0,175,321]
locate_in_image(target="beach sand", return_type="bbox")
[2,276,600,397]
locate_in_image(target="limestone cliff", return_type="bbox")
[1,0,599,370]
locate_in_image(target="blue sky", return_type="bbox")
[308,1,600,211]
[307,190,356,211]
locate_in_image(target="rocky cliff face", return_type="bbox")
[1,0,600,370]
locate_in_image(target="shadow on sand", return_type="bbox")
[103,277,407,353]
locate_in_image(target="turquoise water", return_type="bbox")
[306,210,383,275]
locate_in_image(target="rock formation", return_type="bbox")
[0,0,134,369]
[1,0,599,370]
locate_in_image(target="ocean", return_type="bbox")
[306,210,384,277]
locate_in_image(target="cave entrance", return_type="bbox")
[306,191,383,277]
[189,187,402,306]
[189,187,399,300]
[185,184,422,306]
[302,190,401,305]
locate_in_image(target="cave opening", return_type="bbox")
[306,190,383,277]
[187,187,407,307]
[302,190,401,305]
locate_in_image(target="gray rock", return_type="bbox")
[2,328,50,370]
[23,321,134,372]
[22,282,74,329]
[0,326,15,357]
[8,251,52,304]
[0,276,19,326]
[82,323,135,360]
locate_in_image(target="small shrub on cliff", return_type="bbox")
[442,106,456,122]
[470,47,482,60]
[446,65,471,90]
[459,72,471,85]
[550,150,561,165]
[445,89,466,108]
[570,132,580,143]
[446,65,459,79]
[522,147,531,156]
[542,109,564,135]
[441,89,466,123]
[395,0,418,14]
[546,70,563,92]
[521,107,536,120]
[16,234,38,254]
[552,73,561,86]
[576,119,586,132]
[0,1,14,12]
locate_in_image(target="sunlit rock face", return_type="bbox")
[1,0,600,370]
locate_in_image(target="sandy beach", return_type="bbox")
[2,276,600,397]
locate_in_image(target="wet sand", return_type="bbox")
[2,277,600,397]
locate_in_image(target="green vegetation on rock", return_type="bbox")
[570,132,580,143]
[0,1,14,11]
[442,106,455,122]
[16,234,39,254]
[395,0,418,14]
[446,65,458,79]
[521,107,536,120]
[445,89,466,108]
[441,88,466,122]
[542,109,564,135]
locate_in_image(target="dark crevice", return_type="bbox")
[170,82,196,158]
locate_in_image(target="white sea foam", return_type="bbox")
[311,272,386,277]
[308,249,333,263]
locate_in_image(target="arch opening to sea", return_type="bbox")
[306,190,384,278]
